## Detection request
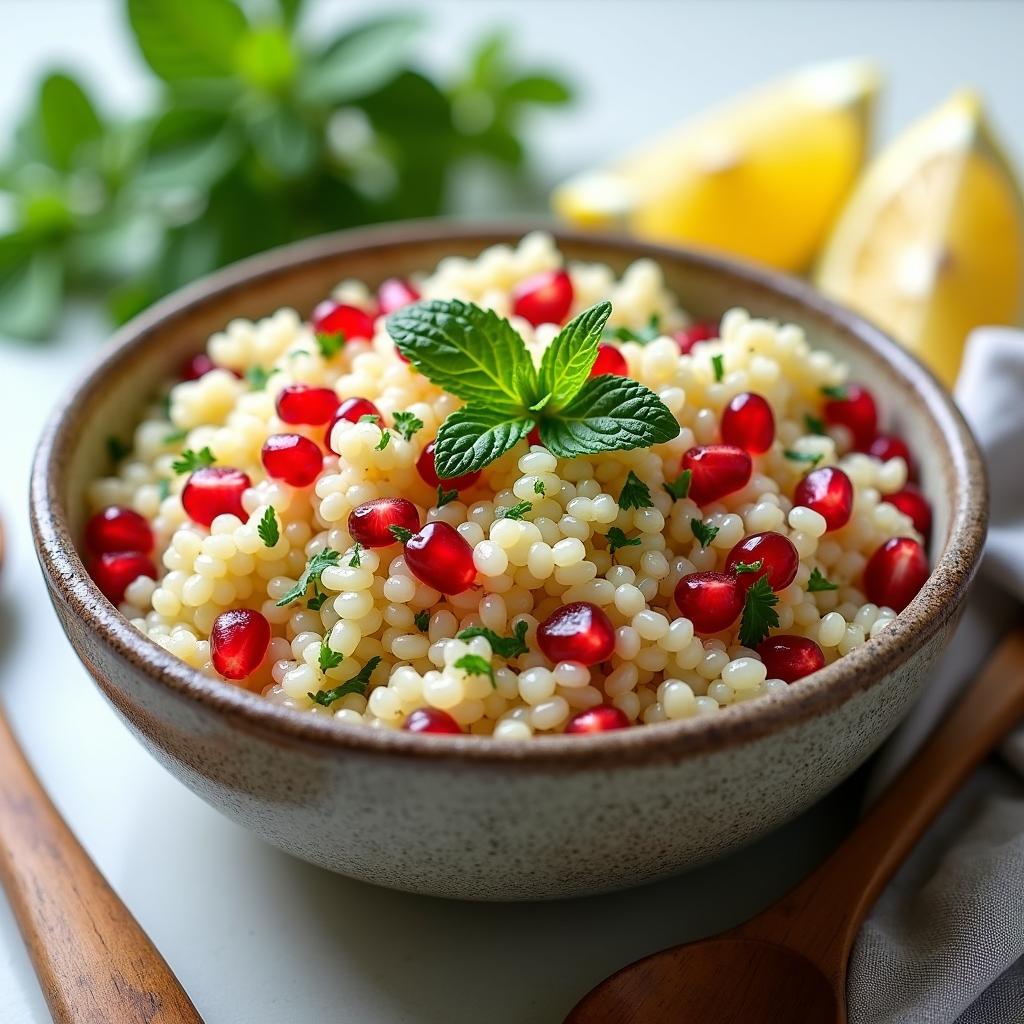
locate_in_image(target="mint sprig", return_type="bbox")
[387,299,679,479]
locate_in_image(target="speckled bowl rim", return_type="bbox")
[30,221,987,770]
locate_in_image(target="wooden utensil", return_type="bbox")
[566,627,1024,1024]
[0,518,204,1023]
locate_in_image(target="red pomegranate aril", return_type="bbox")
[527,425,542,446]
[536,602,615,666]
[725,531,800,592]
[325,396,383,452]
[682,445,753,505]
[674,322,717,355]
[210,608,271,680]
[794,466,854,532]
[348,497,421,549]
[590,343,628,377]
[85,506,153,554]
[868,433,913,467]
[721,392,775,454]
[883,484,932,537]
[404,521,476,594]
[377,277,420,315]
[181,352,216,381]
[90,551,157,605]
[674,572,744,634]
[181,466,251,527]
[565,705,630,734]
[757,635,826,683]
[511,269,573,327]
[864,536,929,613]
[311,300,374,342]
[824,383,877,450]
[403,707,463,734]
[261,434,323,488]
[275,384,339,425]
[416,440,482,491]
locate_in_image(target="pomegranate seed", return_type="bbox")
[404,521,476,594]
[181,466,250,527]
[824,384,877,449]
[536,602,615,666]
[416,441,482,491]
[794,466,854,532]
[883,484,932,536]
[348,497,420,548]
[511,269,573,326]
[590,343,628,377]
[565,705,630,734]
[90,551,157,605]
[682,445,753,505]
[377,278,420,315]
[757,635,826,682]
[261,434,323,488]
[210,608,271,680]
[674,572,744,634]
[181,353,216,380]
[868,433,912,467]
[403,707,463,734]
[311,300,374,342]
[324,396,383,453]
[275,384,338,425]
[864,537,929,612]
[527,425,542,446]
[675,322,717,355]
[726,532,799,592]
[85,506,153,554]
[721,392,775,454]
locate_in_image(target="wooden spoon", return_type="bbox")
[0,518,205,1023]
[566,626,1024,1024]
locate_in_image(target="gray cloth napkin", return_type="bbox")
[849,327,1024,1023]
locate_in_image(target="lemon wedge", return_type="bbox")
[552,59,880,271]
[816,91,1024,387]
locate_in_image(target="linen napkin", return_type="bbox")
[848,327,1024,1023]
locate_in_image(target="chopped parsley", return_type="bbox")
[414,610,431,633]
[436,485,459,508]
[732,559,764,575]
[388,525,414,544]
[618,470,653,510]
[318,642,344,673]
[605,313,662,344]
[534,479,546,496]
[316,331,344,359]
[454,653,495,687]
[245,365,278,390]
[163,428,188,445]
[663,469,692,501]
[358,413,381,424]
[307,586,329,611]
[690,518,719,549]
[374,429,391,451]
[821,384,848,400]
[784,449,824,468]
[457,621,529,659]
[808,567,839,592]
[276,548,342,606]
[711,353,725,383]
[605,527,642,557]
[257,506,280,547]
[496,501,532,521]
[738,576,780,648]
[804,413,827,436]
[172,447,216,475]
[348,543,362,568]
[157,478,171,501]
[392,410,424,441]
[308,656,381,706]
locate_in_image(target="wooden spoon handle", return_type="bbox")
[740,626,1024,974]
[0,711,204,1024]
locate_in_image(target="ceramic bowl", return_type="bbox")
[31,223,986,901]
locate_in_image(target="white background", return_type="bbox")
[1,2,1022,1021]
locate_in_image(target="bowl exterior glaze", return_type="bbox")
[32,224,986,901]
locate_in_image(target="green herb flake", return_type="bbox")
[711,353,725,383]
[245,365,278,390]
[276,548,342,606]
[316,332,345,359]
[163,428,188,445]
[257,506,279,548]
[690,518,720,549]
[732,559,764,576]
[106,436,130,463]
[307,655,382,707]
[414,610,430,633]
[808,567,839,592]
[606,313,662,344]
[157,478,171,501]
[663,469,692,501]
[172,447,216,475]
[457,621,529,659]
[821,384,849,400]
[496,500,532,521]
[348,543,362,568]
[388,525,414,544]
[392,410,424,441]
[605,527,642,557]
[374,429,391,451]
[618,470,653,510]
[436,485,459,508]
[358,413,381,424]
[318,642,344,674]
[533,479,546,496]
[739,576,780,648]
[804,413,827,436]
[307,587,329,611]
[454,653,496,687]
[784,449,824,468]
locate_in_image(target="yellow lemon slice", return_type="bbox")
[816,91,1024,388]
[553,59,879,271]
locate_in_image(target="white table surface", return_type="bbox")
[2,2,1021,1021]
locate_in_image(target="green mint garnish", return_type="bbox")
[618,470,653,510]
[739,576,780,648]
[605,313,661,344]
[711,353,725,382]
[307,586,329,611]
[454,653,495,687]
[804,413,827,436]
[276,548,341,606]
[784,449,823,468]
[172,447,216,475]
[358,413,381,423]
[732,559,764,575]
[388,525,414,543]
[375,430,391,451]
[821,384,848,400]
[605,527,642,557]
[349,543,362,568]
[808,567,839,592]
[414,610,430,633]
[392,410,424,441]
[245,365,278,390]
[457,621,529,659]
[318,642,344,673]
[690,518,719,549]
[496,501,532,521]
[257,506,279,547]
[163,428,188,445]
[106,436,130,462]
[387,299,679,479]
[316,331,344,359]
[436,485,459,508]
[533,479,546,496]
[663,469,692,501]
[308,656,381,707]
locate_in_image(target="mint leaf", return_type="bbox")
[257,506,279,547]
[690,518,719,549]
[457,621,529,659]
[537,300,610,411]
[739,576,780,648]
[496,501,532,520]
[276,548,341,606]
[39,73,102,171]
[172,447,215,474]
[434,404,533,479]
[663,469,692,501]
[387,299,538,411]
[808,567,839,592]
[454,653,495,687]
[618,470,653,510]
[538,375,680,459]
[392,409,424,441]
[605,527,641,557]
